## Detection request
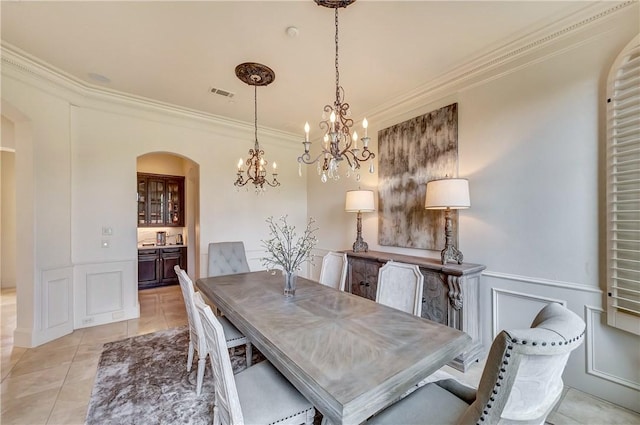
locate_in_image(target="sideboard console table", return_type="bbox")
[342,250,486,371]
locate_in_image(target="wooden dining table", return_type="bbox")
[196,271,471,425]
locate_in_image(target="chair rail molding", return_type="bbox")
[483,270,603,294]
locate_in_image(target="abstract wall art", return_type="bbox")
[378,103,458,250]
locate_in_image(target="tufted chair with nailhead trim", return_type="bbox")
[366,302,586,425]
[208,241,251,277]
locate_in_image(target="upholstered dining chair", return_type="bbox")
[207,241,251,277]
[375,261,424,316]
[194,293,316,425]
[366,302,586,425]
[174,266,252,395]
[318,251,348,291]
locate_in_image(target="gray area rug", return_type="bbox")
[86,326,265,425]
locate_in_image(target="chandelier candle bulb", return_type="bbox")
[352,131,359,149]
[237,158,243,171]
[304,122,310,142]
[363,118,368,137]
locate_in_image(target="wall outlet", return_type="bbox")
[82,318,94,325]
[101,240,110,248]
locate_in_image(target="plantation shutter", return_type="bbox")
[606,34,640,336]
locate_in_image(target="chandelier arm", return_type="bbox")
[297,151,328,165]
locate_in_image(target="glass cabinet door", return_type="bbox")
[137,173,184,227]
[137,178,147,225]
[166,179,182,225]
[148,179,165,225]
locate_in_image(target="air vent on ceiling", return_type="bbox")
[209,87,235,98]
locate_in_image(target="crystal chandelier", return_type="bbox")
[297,0,375,183]
[234,62,281,193]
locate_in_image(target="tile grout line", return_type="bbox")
[44,337,83,425]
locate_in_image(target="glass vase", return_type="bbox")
[283,270,297,297]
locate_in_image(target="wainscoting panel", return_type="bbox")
[74,261,139,329]
[86,271,123,315]
[491,288,566,338]
[36,267,73,345]
[482,272,639,413]
[585,306,640,391]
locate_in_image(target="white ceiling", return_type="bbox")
[1,1,605,137]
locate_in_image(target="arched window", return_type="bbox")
[606,34,640,336]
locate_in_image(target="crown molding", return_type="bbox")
[2,1,636,140]
[363,0,637,124]
[0,43,300,147]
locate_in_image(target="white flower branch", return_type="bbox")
[261,216,318,273]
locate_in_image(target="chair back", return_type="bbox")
[174,266,206,352]
[207,241,250,277]
[459,302,586,424]
[318,252,348,291]
[194,293,245,425]
[376,261,424,316]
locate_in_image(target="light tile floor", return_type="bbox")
[1,286,639,424]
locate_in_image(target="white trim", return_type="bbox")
[0,43,300,149]
[1,1,635,143]
[0,147,16,153]
[491,288,566,338]
[585,305,640,391]
[483,270,602,294]
[365,1,637,123]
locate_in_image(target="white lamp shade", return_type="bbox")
[424,178,470,209]
[345,190,375,212]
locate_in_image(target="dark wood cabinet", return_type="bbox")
[349,257,381,300]
[137,173,185,227]
[138,247,186,289]
[343,250,485,372]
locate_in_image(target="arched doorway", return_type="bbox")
[136,152,200,282]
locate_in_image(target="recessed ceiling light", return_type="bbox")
[286,26,299,38]
[88,72,111,84]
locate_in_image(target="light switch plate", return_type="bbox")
[102,226,113,236]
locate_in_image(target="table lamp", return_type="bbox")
[424,178,470,264]
[345,190,375,252]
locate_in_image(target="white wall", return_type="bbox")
[1,1,637,411]
[307,3,639,413]
[1,116,17,288]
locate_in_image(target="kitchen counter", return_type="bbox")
[138,244,185,250]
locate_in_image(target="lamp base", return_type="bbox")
[441,244,463,265]
[352,211,369,252]
[352,237,369,253]
[440,207,463,265]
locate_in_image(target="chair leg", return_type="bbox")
[245,341,252,368]
[187,340,194,372]
[196,356,206,396]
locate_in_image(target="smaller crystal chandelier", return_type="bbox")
[234,62,280,193]
[297,0,375,183]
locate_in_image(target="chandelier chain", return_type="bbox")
[335,7,340,103]
[254,84,259,149]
